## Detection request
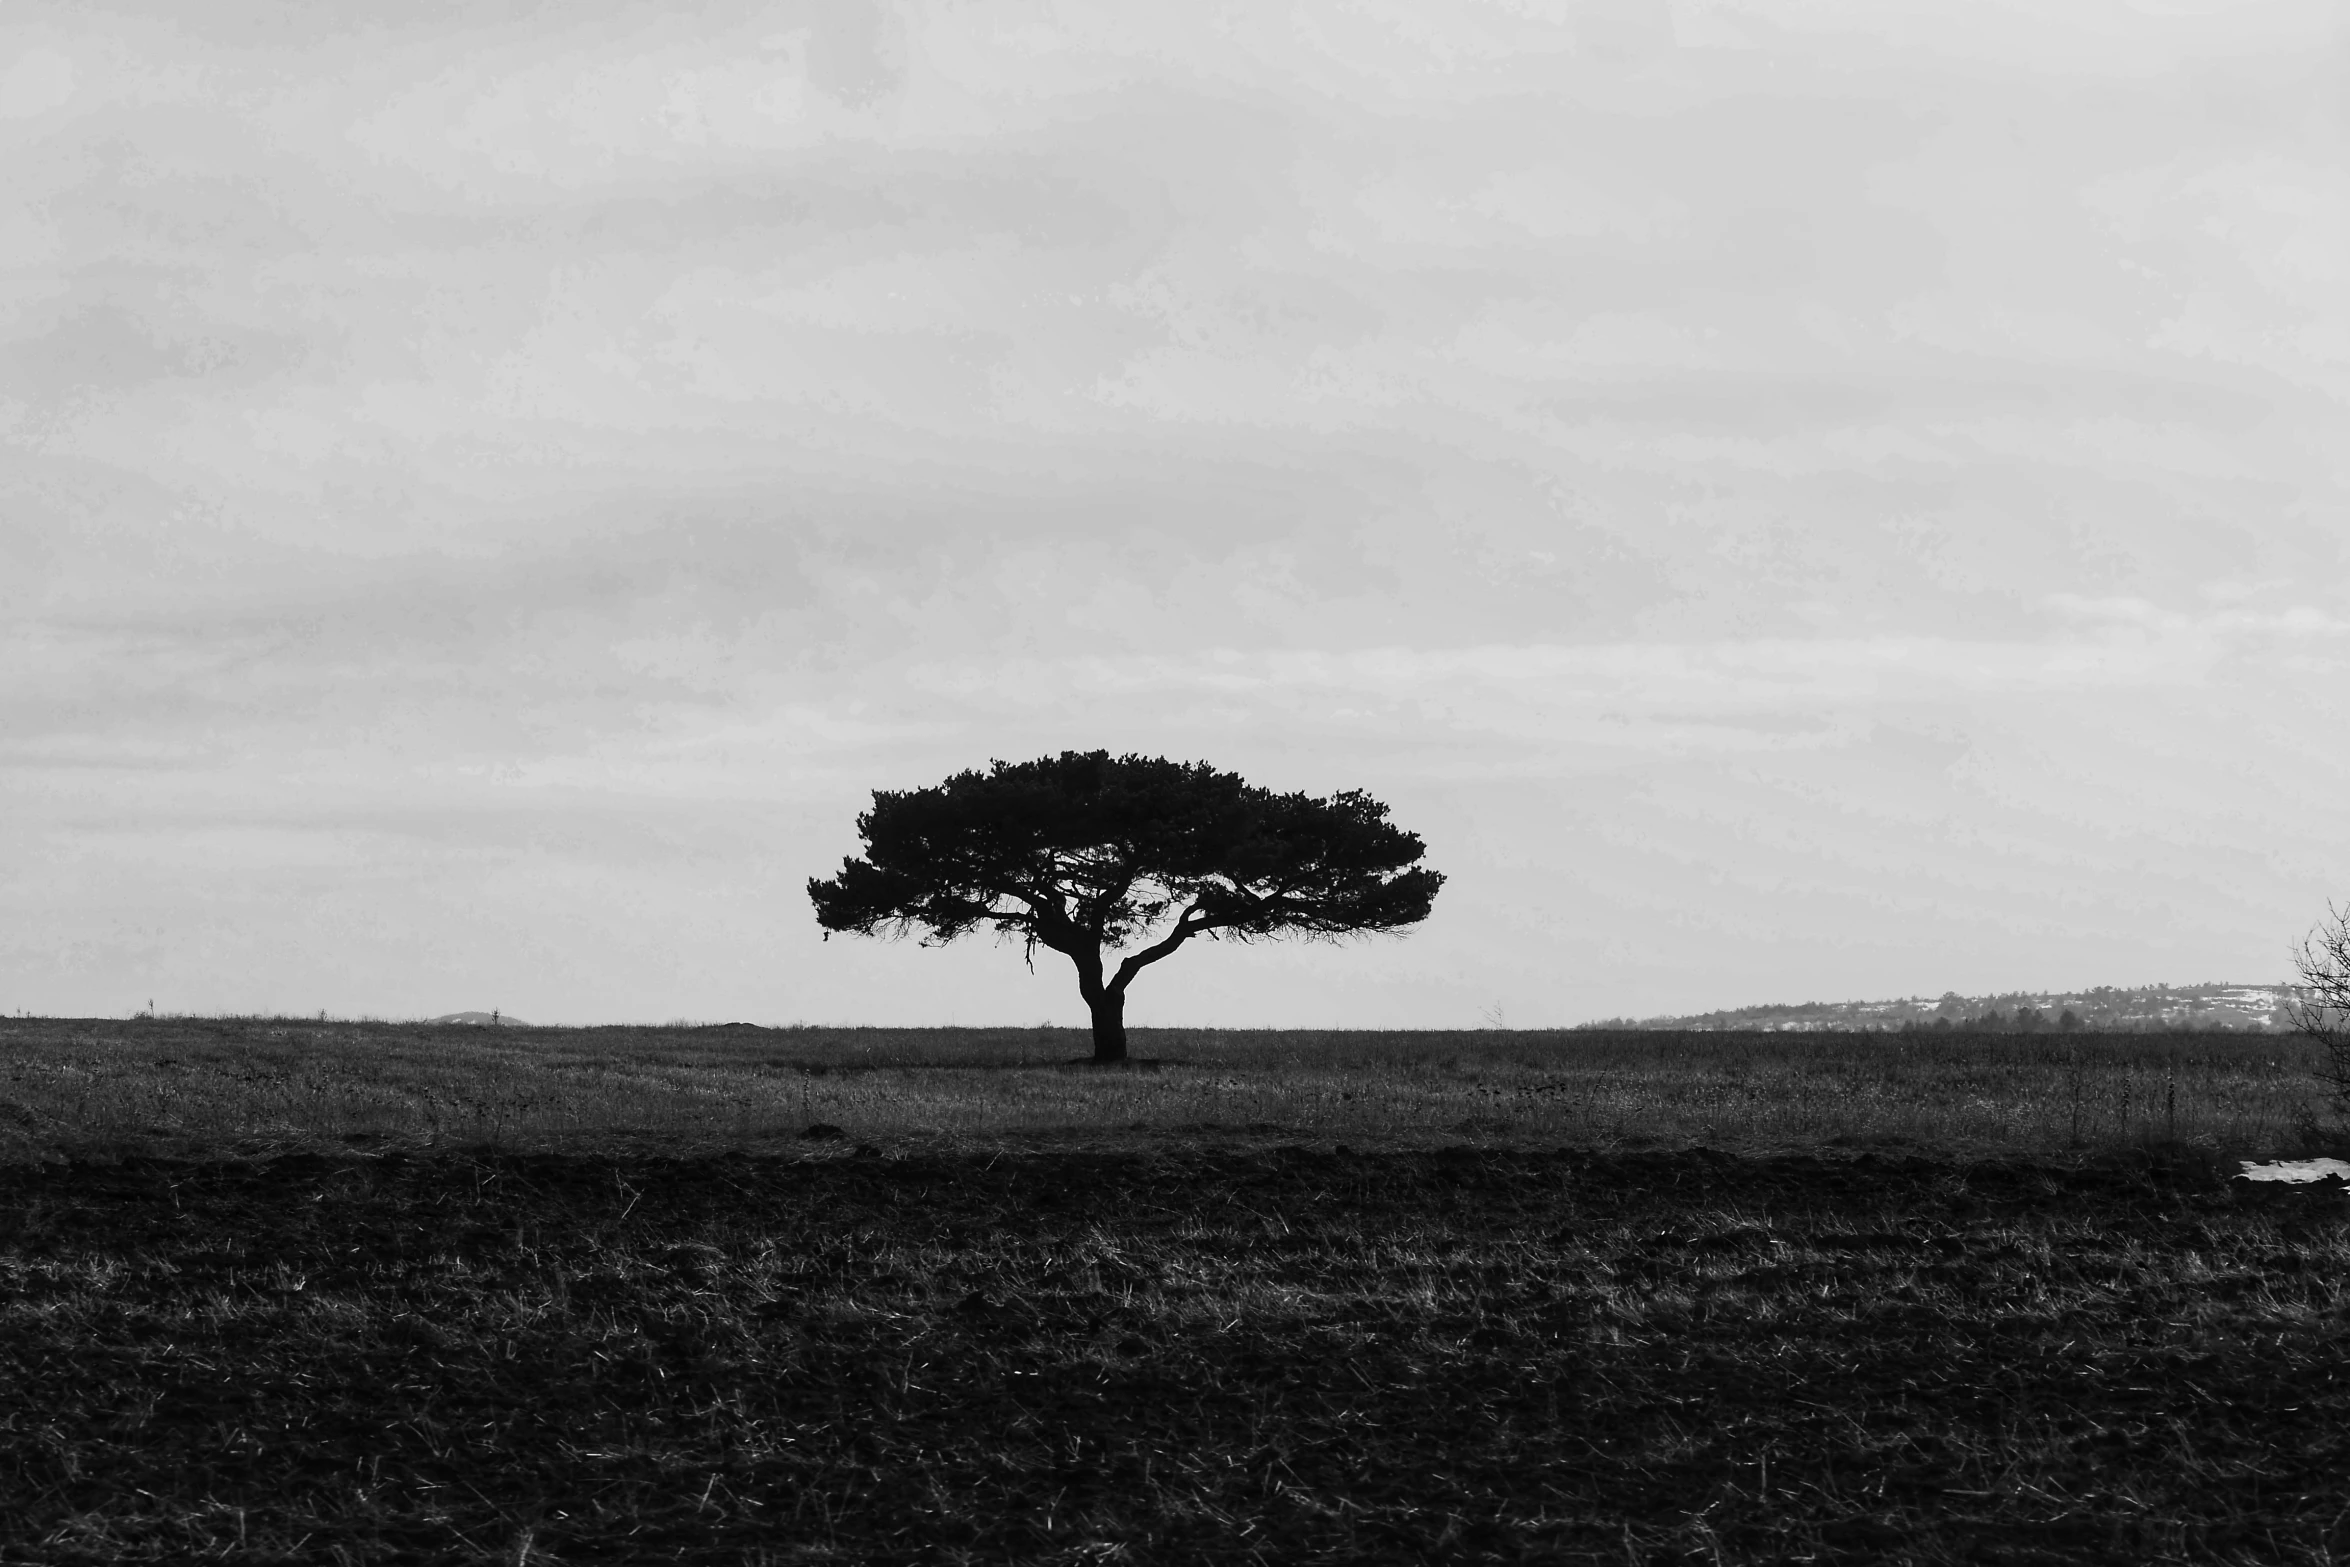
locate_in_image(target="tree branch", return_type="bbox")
[1108,904,1216,993]
[2291,901,2350,1106]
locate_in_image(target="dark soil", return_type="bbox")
[1,1144,2345,1564]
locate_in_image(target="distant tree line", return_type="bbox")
[1899,1007,2083,1035]
[1897,1007,2282,1036]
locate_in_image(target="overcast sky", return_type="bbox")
[3,0,2345,1027]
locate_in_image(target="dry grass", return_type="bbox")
[0,1017,2334,1167]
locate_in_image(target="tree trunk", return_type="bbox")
[1088,989,1128,1064]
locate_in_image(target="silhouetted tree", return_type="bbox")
[807,751,1445,1064]
[2290,902,2350,1115]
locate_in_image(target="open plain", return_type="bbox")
[2,1018,2346,1564]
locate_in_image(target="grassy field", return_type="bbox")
[0,1016,2337,1165]
[3,1018,2348,1564]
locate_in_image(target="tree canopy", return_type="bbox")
[808,751,1443,1062]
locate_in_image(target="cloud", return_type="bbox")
[0,46,75,120]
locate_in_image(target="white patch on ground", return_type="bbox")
[2236,1158,2350,1183]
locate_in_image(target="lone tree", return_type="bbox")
[808,751,1444,1064]
[2291,902,2350,1121]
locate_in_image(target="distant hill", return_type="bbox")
[1588,982,2300,1033]
[425,1011,529,1027]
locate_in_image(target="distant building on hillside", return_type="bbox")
[1590,982,2297,1033]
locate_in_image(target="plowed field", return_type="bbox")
[3,1144,2345,1564]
